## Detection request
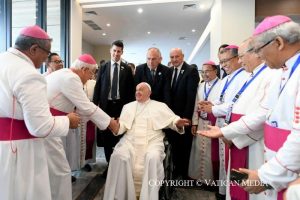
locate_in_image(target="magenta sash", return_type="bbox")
[264,123,290,152]
[50,107,68,116]
[207,113,220,179]
[225,113,249,200]
[85,121,95,160]
[0,118,36,140]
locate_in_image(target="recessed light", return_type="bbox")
[147,31,151,34]
[137,8,143,13]
[192,29,196,32]
[102,33,106,36]
[106,23,111,27]
[199,4,205,9]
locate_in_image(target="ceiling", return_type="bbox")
[79,0,214,66]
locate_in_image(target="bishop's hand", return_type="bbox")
[197,125,223,138]
[175,118,191,129]
[109,118,120,135]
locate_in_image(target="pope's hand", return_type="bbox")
[175,118,191,129]
[67,112,80,129]
[109,118,120,135]
[197,125,223,138]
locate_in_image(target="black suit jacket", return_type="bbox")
[170,62,200,120]
[134,63,171,106]
[93,61,135,111]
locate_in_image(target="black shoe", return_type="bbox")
[82,164,92,172]
[72,176,77,183]
[215,193,226,200]
[101,167,108,178]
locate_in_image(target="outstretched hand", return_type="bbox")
[238,168,266,194]
[175,118,191,129]
[197,125,223,138]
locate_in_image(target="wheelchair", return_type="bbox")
[159,137,174,200]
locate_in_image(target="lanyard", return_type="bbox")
[232,65,267,103]
[204,79,219,100]
[219,68,244,102]
[225,65,267,123]
[279,55,300,96]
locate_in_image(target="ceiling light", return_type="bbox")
[199,4,205,9]
[102,33,106,36]
[192,29,196,33]
[137,8,143,13]
[106,23,111,27]
[147,31,151,34]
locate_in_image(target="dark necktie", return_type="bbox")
[172,68,178,88]
[151,69,155,82]
[111,63,118,100]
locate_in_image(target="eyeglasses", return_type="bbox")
[200,69,216,74]
[50,60,64,64]
[219,55,237,65]
[253,39,274,53]
[238,48,254,59]
[38,45,52,56]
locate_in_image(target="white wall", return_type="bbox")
[70,0,82,62]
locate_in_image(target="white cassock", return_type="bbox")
[286,184,300,200]
[103,100,184,200]
[189,77,222,181]
[257,53,300,200]
[0,48,70,200]
[221,64,275,200]
[45,69,111,200]
[211,68,248,195]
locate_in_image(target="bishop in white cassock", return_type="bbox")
[45,54,118,200]
[103,82,190,200]
[199,45,248,197]
[199,38,276,200]
[232,16,300,200]
[189,61,222,183]
[0,26,80,200]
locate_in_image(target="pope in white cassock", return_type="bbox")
[189,61,222,183]
[45,54,119,200]
[103,82,190,200]
[0,25,80,200]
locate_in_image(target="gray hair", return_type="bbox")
[70,59,98,70]
[14,35,52,51]
[147,47,162,57]
[221,47,238,57]
[254,21,300,45]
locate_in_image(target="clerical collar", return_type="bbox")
[251,62,265,76]
[206,77,218,85]
[285,52,300,70]
[137,99,151,105]
[8,48,34,67]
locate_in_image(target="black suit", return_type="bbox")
[134,63,171,106]
[167,62,200,177]
[93,61,135,163]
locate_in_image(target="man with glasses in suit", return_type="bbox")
[44,52,64,76]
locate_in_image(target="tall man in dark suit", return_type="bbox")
[93,40,135,174]
[134,47,171,106]
[167,48,200,178]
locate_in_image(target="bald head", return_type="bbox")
[135,82,152,103]
[170,48,184,67]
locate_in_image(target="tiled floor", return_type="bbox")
[72,147,216,200]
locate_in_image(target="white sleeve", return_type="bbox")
[61,76,110,130]
[258,85,300,191]
[212,102,231,117]
[14,74,70,137]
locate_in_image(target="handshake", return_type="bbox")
[66,113,119,134]
[108,118,120,135]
